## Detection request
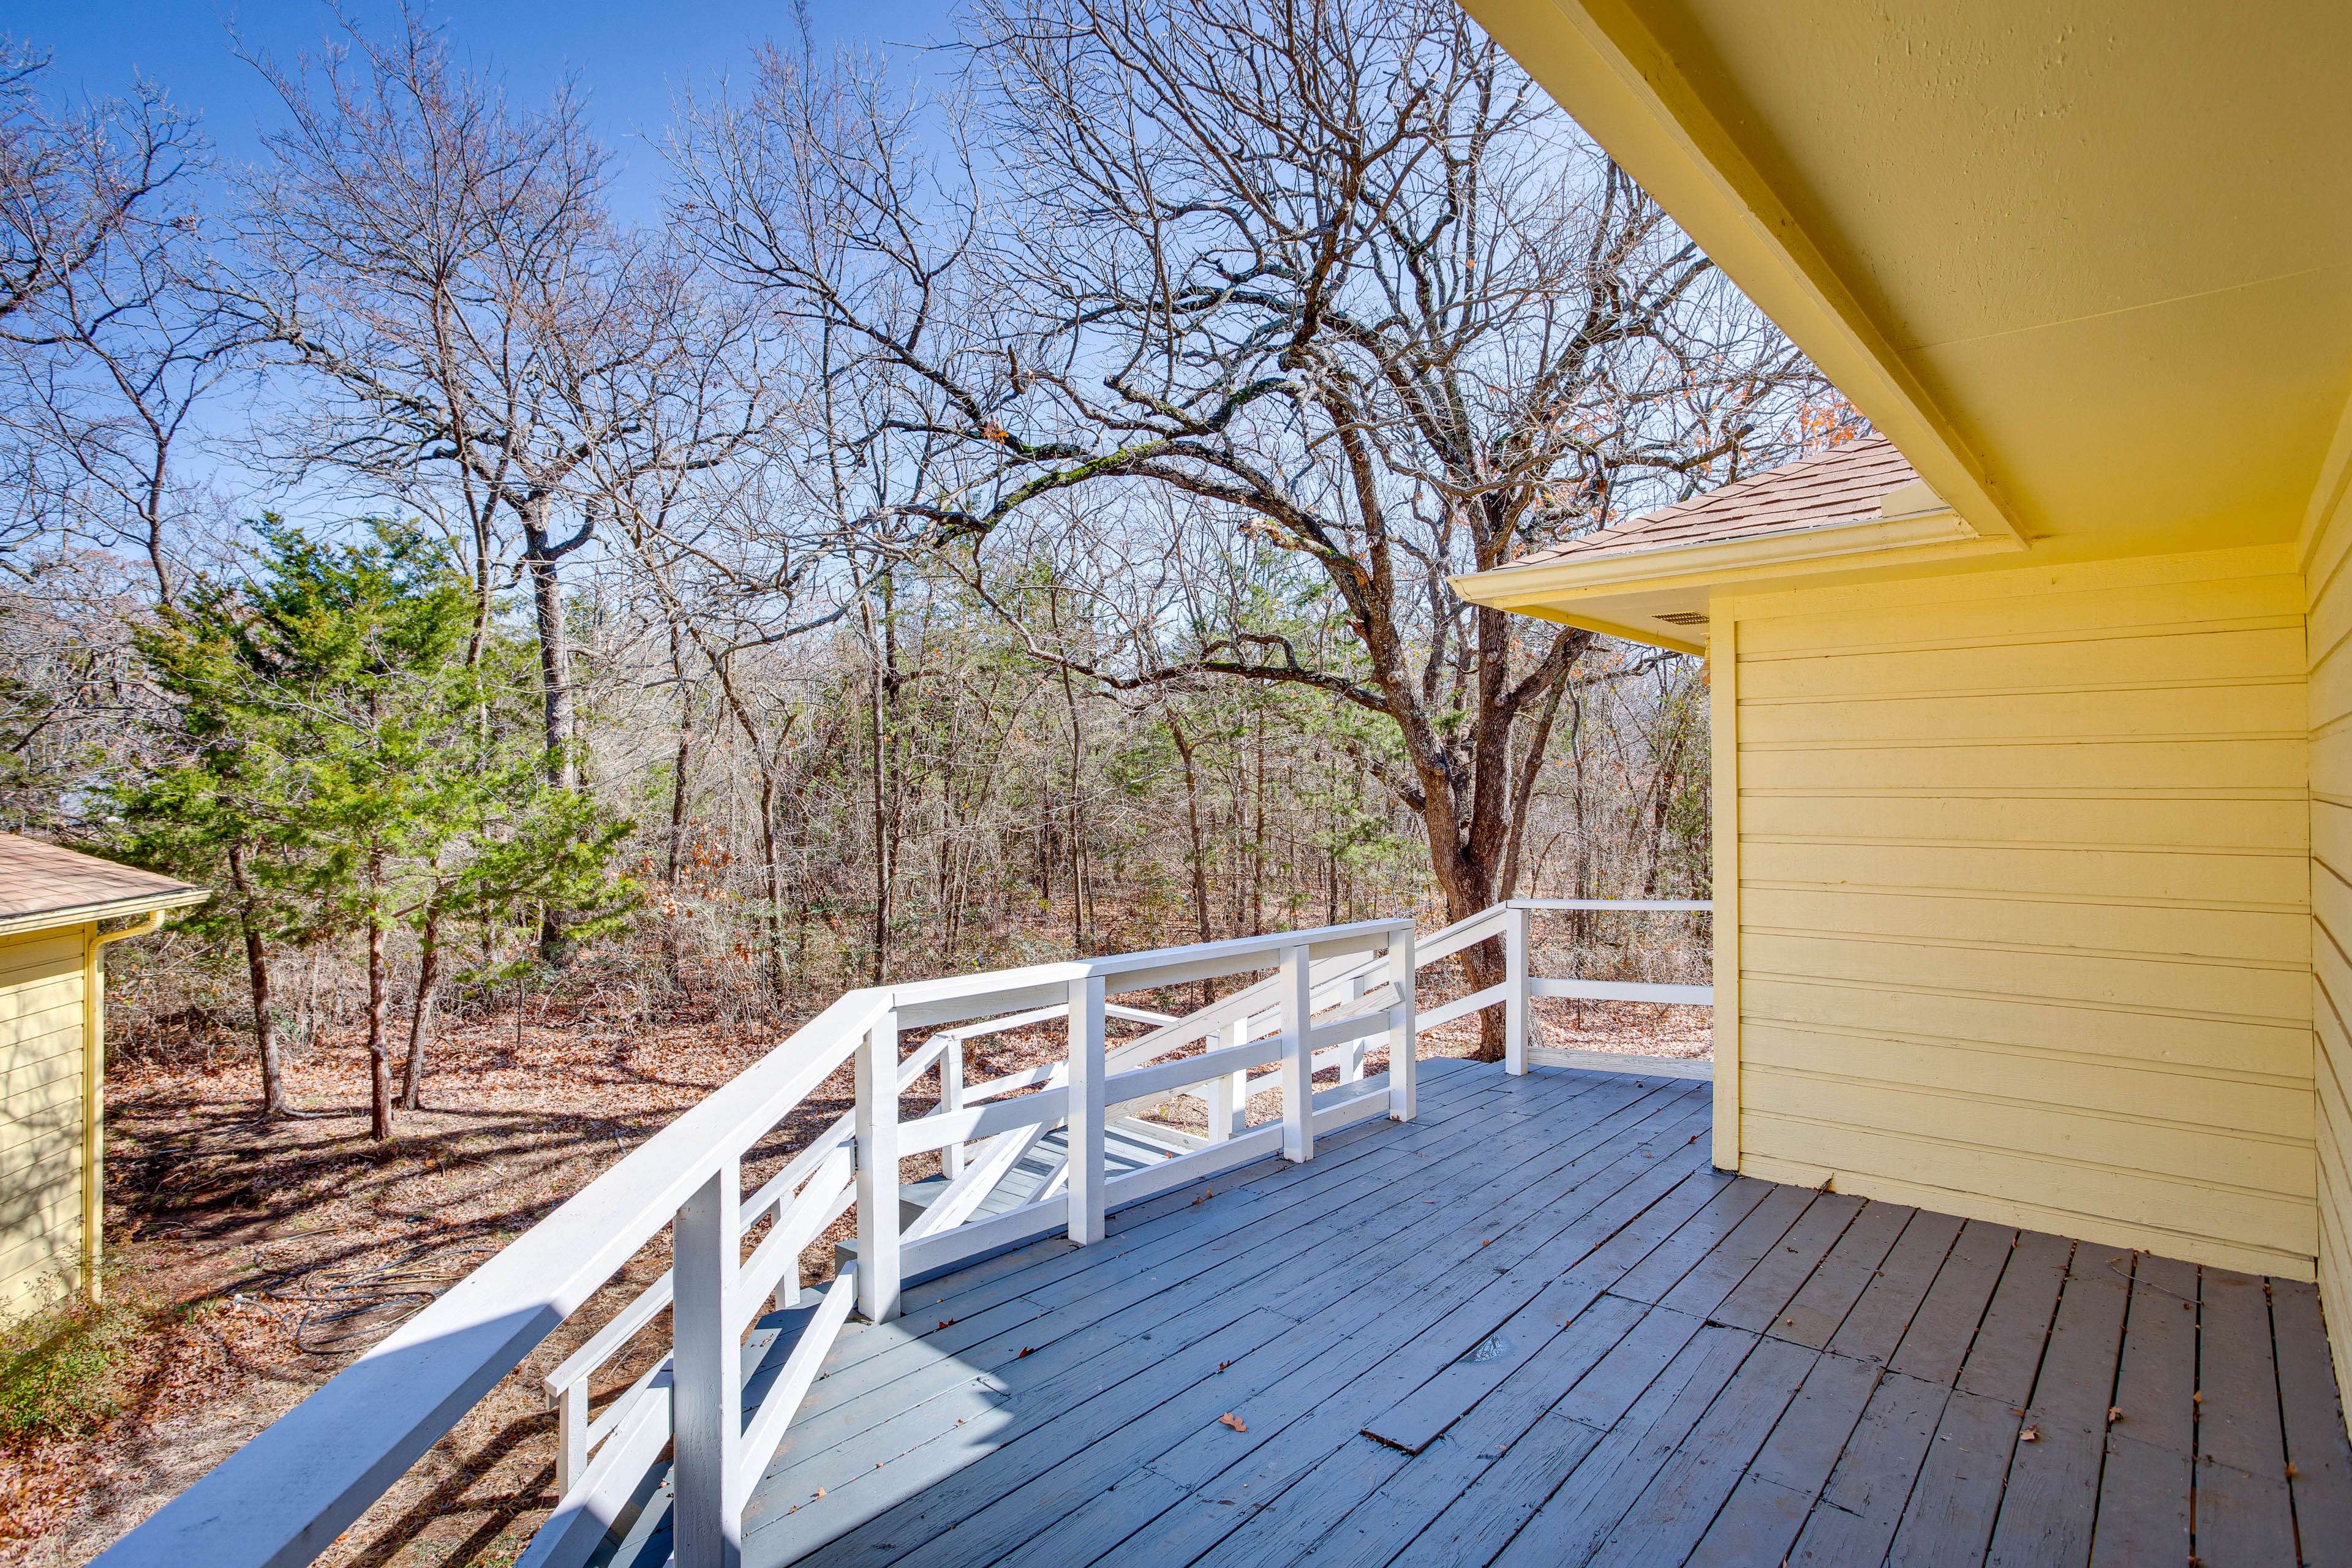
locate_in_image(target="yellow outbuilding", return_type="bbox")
[1447,0,2352,1406]
[0,834,205,1322]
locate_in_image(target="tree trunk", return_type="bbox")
[707,650,795,1004]
[525,508,579,968]
[862,589,892,985]
[227,843,287,1115]
[1166,712,1215,1007]
[1058,661,1087,954]
[401,905,439,1111]
[1498,679,1569,905]
[758,764,790,1000]
[1642,698,1692,897]
[366,903,391,1141]
[664,627,695,993]
[1250,706,1266,935]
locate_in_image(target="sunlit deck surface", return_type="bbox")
[594,1059,2352,1567]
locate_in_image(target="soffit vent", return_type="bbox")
[1654,611,1711,626]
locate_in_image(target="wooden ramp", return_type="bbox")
[589,1059,2352,1567]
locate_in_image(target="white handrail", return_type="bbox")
[97,919,1416,1568]
[96,899,1712,1568]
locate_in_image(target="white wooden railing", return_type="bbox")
[94,900,1706,1568]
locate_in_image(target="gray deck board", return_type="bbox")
[2272,1279,2352,1561]
[1830,1208,1964,1366]
[1683,1348,1883,1567]
[576,1060,2352,1568]
[2088,1253,2195,1568]
[2195,1266,2299,1565]
[1986,1242,2128,1568]
[1789,1369,1951,1566]
[1891,1219,2020,1388]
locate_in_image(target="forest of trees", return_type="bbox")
[0,0,1858,1128]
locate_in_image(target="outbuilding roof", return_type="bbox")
[0,833,208,938]
[1513,434,1920,570]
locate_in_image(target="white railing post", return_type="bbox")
[672,1156,744,1568]
[1067,974,1107,1245]
[556,1379,588,1496]
[1280,943,1314,1162]
[941,1032,966,1180]
[1388,924,1417,1121]
[856,1012,902,1324]
[1207,1017,1243,1142]
[1504,902,1531,1076]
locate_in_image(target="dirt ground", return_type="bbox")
[0,987,1706,1567]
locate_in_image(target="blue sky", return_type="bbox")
[8,0,959,222]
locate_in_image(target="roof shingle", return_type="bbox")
[0,833,206,930]
[1511,435,1921,570]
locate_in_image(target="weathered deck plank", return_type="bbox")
[2089,1252,2195,1568]
[2272,1278,2352,1558]
[2194,1266,2299,1565]
[581,1060,2352,1568]
[1985,1241,2127,1567]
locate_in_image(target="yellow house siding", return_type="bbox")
[1721,543,2316,1279]
[0,924,88,1317]
[1708,619,1741,1170]
[2304,471,2352,1397]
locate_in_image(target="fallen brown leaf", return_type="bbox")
[1218,1412,1246,1433]
[2019,1426,2041,1443]
[2108,1406,2124,1424]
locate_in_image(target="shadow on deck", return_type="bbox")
[594,1058,2352,1567]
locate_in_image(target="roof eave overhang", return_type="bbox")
[1455,0,2029,548]
[0,885,211,942]
[1451,507,2024,652]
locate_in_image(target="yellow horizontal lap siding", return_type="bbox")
[1741,623,2308,701]
[0,1135,81,1321]
[1744,929,2309,1020]
[0,1078,83,1163]
[1742,839,2307,905]
[1743,1066,2313,1196]
[1733,556,2303,655]
[0,921,89,1321]
[1743,1021,2310,1129]
[1740,682,2307,747]
[0,1017,86,1077]
[1744,795,2308,850]
[1727,544,2316,1280]
[1744,736,2309,793]
[0,969,82,1031]
[1743,887,2307,965]
[1742,976,2309,1079]
[2309,487,2352,1409]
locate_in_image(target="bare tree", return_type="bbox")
[229,9,775,959]
[681,0,1834,1056]
[0,37,232,597]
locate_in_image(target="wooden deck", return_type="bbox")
[592,1058,2352,1567]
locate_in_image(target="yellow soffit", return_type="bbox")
[1457,0,2352,559]
[1454,0,2024,546]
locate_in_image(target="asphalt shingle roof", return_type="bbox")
[1512,435,1921,570]
[0,833,206,930]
